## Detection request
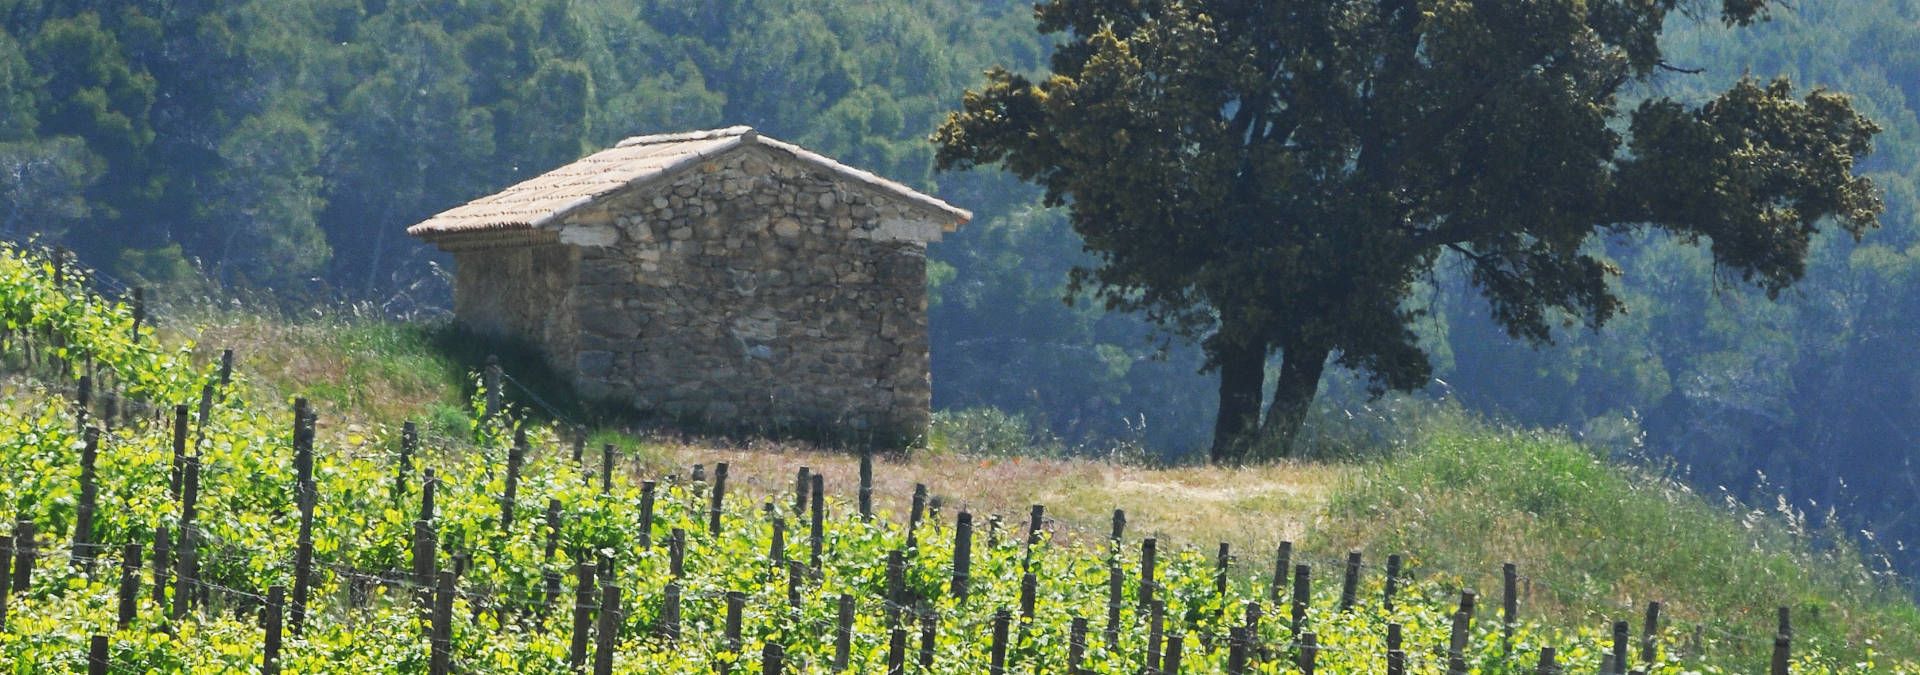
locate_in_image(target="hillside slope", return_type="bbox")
[165,306,1920,669]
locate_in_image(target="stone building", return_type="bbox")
[408,127,970,445]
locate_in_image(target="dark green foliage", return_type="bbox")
[934,0,1881,462]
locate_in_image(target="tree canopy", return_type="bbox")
[934,0,1883,462]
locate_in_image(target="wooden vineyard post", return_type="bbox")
[150,526,169,605]
[1642,601,1662,665]
[769,518,787,565]
[1068,616,1088,674]
[1340,550,1362,612]
[794,467,811,516]
[1019,572,1038,622]
[1384,553,1402,612]
[291,406,316,636]
[657,583,681,642]
[1779,606,1792,640]
[395,422,417,505]
[833,594,855,671]
[502,428,526,531]
[1139,537,1157,610]
[1103,550,1123,650]
[858,448,873,521]
[1503,562,1519,654]
[174,459,200,619]
[1536,646,1559,674]
[483,355,502,421]
[9,520,33,595]
[885,549,906,626]
[638,481,656,549]
[1025,504,1045,562]
[112,543,140,628]
[1145,600,1164,671]
[1298,631,1318,675]
[1771,633,1791,675]
[1447,611,1470,674]
[429,571,454,675]
[1271,541,1292,603]
[72,427,100,570]
[130,287,146,346]
[572,426,586,463]
[1217,543,1233,602]
[76,375,91,432]
[169,405,189,497]
[886,626,908,675]
[194,383,215,438]
[761,643,785,675]
[1164,631,1185,673]
[601,444,615,493]
[1613,619,1631,675]
[594,584,622,675]
[1291,564,1311,636]
[543,500,564,615]
[88,634,108,675]
[723,591,745,675]
[567,562,598,670]
[918,611,937,671]
[951,511,972,601]
[263,585,285,675]
[907,483,927,546]
[989,608,1010,675]
[1226,626,1249,675]
[809,473,825,575]
[1387,622,1406,674]
[709,462,729,535]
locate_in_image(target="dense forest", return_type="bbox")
[3,0,1918,574]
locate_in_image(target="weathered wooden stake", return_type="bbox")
[88,634,108,675]
[886,626,908,675]
[567,562,598,670]
[174,459,200,618]
[657,582,681,642]
[1271,541,1292,603]
[1536,646,1559,674]
[170,405,189,497]
[150,526,170,605]
[1641,601,1662,664]
[593,584,621,675]
[263,585,285,675]
[809,473,825,574]
[395,422,417,504]
[1226,626,1249,675]
[795,467,811,516]
[858,449,874,521]
[638,481,656,549]
[906,483,927,548]
[1771,633,1791,675]
[601,444,615,493]
[951,511,973,600]
[1019,572,1038,620]
[1299,631,1318,675]
[572,426,586,463]
[1613,619,1631,675]
[1340,550,1362,611]
[501,427,526,531]
[709,462,729,535]
[1103,557,1122,650]
[483,355,503,421]
[1217,542,1234,601]
[116,543,141,627]
[918,610,938,671]
[9,521,32,596]
[0,535,11,631]
[72,427,100,569]
[885,549,906,626]
[833,593,855,670]
[1139,537,1157,610]
[1146,599,1164,670]
[429,571,454,675]
[1384,553,1402,612]
[989,608,1010,675]
[1068,616,1089,673]
[723,591,745,674]
[762,643,784,675]
[1291,564,1311,635]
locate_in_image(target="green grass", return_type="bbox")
[1313,417,1920,665]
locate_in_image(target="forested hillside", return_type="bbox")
[3,0,1920,575]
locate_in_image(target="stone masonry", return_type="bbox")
[410,127,969,445]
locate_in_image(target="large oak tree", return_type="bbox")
[934,0,1882,462]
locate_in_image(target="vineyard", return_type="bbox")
[0,243,1909,674]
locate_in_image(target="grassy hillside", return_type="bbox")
[161,306,1920,670]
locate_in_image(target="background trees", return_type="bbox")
[1,0,1919,578]
[933,0,1881,462]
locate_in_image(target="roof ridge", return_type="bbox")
[616,126,755,148]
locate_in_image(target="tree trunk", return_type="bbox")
[1209,334,1267,464]
[1259,340,1331,459]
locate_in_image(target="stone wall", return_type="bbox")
[550,145,942,444]
[452,242,579,363]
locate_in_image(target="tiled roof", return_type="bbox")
[407,126,970,238]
